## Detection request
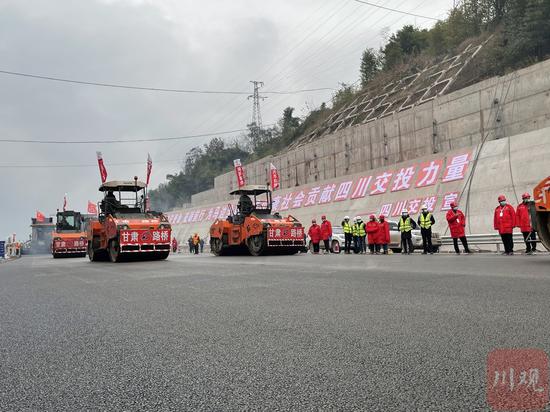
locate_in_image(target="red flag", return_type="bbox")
[36,211,45,222]
[87,201,98,215]
[146,153,152,186]
[96,151,108,183]
[234,159,246,188]
[63,193,68,211]
[270,163,280,190]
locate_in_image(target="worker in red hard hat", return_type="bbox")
[516,192,537,254]
[494,195,516,255]
[366,214,379,254]
[446,201,471,254]
[320,215,333,254]
[376,214,390,255]
[308,219,322,254]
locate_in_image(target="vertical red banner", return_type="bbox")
[96,151,108,183]
[87,201,98,215]
[146,153,152,186]
[270,163,280,190]
[234,159,246,188]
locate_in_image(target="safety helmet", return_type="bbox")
[379,214,385,220]
[450,201,458,208]
[522,193,531,199]
[356,215,362,221]
[369,214,376,220]
[498,195,506,202]
[401,209,408,214]
[321,215,327,219]
[421,204,428,210]
[344,215,350,220]
[312,219,316,223]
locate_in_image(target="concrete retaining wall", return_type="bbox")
[170,127,550,246]
[190,58,550,207]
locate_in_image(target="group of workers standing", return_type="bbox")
[305,193,538,255]
[494,193,537,255]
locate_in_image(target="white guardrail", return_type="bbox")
[441,233,541,252]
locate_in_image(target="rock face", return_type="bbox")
[169,59,550,245]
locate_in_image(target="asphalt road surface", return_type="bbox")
[1,252,550,411]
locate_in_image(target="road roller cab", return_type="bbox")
[87,177,171,262]
[209,185,305,256]
[52,210,87,258]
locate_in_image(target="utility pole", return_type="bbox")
[248,81,267,142]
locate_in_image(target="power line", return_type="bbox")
[0,128,245,145]
[352,0,439,20]
[0,159,184,169]
[0,69,335,95]
[0,123,277,145]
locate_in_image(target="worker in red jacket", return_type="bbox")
[516,192,537,254]
[446,201,471,254]
[308,219,322,255]
[494,195,516,255]
[366,215,379,254]
[376,214,390,254]
[320,215,333,254]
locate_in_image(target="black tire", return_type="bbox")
[211,238,223,256]
[108,240,121,263]
[88,241,97,261]
[53,253,59,259]
[247,234,266,256]
[88,236,108,262]
[331,240,341,254]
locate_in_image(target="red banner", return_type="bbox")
[53,239,87,250]
[96,151,108,183]
[267,226,304,240]
[270,163,280,190]
[234,159,246,188]
[146,153,152,186]
[170,151,473,225]
[36,211,45,222]
[87,201,98,215]
[119,229,171,245]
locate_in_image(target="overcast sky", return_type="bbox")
[0,0,451,241]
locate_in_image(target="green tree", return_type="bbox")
[382,25,429,69]
[360,48,381,88]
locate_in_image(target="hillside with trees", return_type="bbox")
[150,0,550,211]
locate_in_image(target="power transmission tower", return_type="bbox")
[248,81,267,141]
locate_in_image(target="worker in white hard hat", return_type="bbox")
[417,204,436,254]
[397,209,417,254]
[341,215,353,254]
